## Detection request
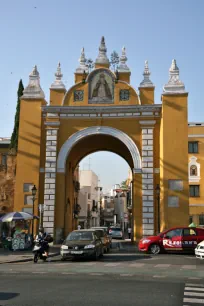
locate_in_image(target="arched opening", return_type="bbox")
[54,126,142,240]
[77,151,132,234]
[190,165,197,176]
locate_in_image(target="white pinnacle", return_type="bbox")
[95,36,109,65]
[76,47,88,74]
[22,65,45,99]
[118,46,130,72]
[51,62,65,90]
[140,60,154,87]
[163,59,186,93]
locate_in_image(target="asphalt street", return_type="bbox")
[1,241,204,305]
[0,273,194,306]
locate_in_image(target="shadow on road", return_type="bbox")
[0,292,19,301]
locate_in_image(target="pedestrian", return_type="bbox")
[128,227,131,239]
[77,224,81,230]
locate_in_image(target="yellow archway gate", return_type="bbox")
[14,38,189,242]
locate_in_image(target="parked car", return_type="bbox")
[109,227,123,239]
[195,240,204,259]
[91,227,111,252]
[60,229,103,260]
[139,227,204,255]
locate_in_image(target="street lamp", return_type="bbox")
[31,185,37,241]
[155,184,160,234]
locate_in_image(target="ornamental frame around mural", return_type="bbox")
[88,68,115,104]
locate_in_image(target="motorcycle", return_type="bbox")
[33,239,48,263]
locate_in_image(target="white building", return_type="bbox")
[78,170,100,228]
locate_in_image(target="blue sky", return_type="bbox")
[0,0,203,190]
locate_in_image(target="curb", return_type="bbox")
[0,252,60,264]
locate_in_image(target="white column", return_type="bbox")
[43,128,58,235]
[140,121,155,236]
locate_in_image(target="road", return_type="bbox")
[0,241,204,305]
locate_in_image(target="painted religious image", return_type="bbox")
[89,71,114,103]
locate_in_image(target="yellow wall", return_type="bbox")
[139,87,154,105]
[160,93,189,230]
[14,98,45,230]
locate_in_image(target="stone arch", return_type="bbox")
[57,126,142,173]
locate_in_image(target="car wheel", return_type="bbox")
[149,244,161,255]
[61,257,66,261]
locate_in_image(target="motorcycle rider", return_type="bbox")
[36,227,49,258]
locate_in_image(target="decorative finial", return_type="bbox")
[95,36,109,65]
[118,46,130,72]
[139,60,154,87]
[51,62,65,90]
[163,59,186,93]
[22,65,45,99]
[76,47,89,74]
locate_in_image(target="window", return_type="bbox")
[189,185,200,197]
[183,228,196,236]
[190,165,197,176]
[168,180,183,191]
[23,183,33,192]
[199,214,204,226]
[165,229,182,238]
[1,154,7,166]
[74,90,84,101]
[188,142,198,153]
[24,195,33,205]
[88,193,91,200]
[189,215,193,224]
[120,89,130,101]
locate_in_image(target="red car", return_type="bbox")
[139,227,204,255]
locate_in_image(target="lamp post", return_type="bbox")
[155,184,160,234]
[31,185,37,241]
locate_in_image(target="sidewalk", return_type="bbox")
[118,240,138,253]
[0,245,60,264]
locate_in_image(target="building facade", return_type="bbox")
[12,37,193,242]
[78,170,100,228]
[0,138,16,214]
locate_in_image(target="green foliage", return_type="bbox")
[120,180,128,188]
[110,51,119,71]
[86,58,94,72]
[10,79,24,151]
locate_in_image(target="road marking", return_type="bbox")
[89,273,104,276]
[120,274,133,277]
[153,275,166,278]
[154,264,170,268]
[129,263,145,267]
[181,265,196,269]
[80,262,96,266]
[32,272,47,274]
[62,272,76,275]
[183,283,204,305]
[183,297,204,304]
[188,277,202,280]
[185,287,204,292]
[186,283,204,287]
[104,263,121,267]
[184,292,204,297]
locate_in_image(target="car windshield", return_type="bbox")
[93,227,107,234]
[66,231,93,241]
[111,228,121,231]
[95,230,104,237]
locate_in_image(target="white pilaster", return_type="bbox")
[140,121,155,236]
[43,128,58,235]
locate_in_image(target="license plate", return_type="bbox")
[71,251,83,254]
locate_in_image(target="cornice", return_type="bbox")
[42,104,162,114]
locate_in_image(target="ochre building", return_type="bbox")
[13,37,192,242]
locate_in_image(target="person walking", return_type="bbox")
[77,224,81,230]
[128,227,131,239]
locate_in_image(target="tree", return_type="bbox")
[86,58,94,73]
[120,180,128,189]
[10,79,24,151]
[110,51,119,71]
